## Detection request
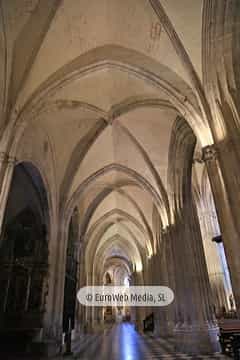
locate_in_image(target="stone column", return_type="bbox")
[159,232,175,337]
[152,251,167,337]
[150,254,160,336]
[86,270,94,332]
[39,222,67,356]
[53,225,68,333]
[132,271,145,332]
[153,233,175,338]
[128,274,136,324]
[0,152,16,237]
[198,209,229,314]
[91,272,101,332]
[172,200,219,354]
[75,248,86,334]
[202,144,240,316]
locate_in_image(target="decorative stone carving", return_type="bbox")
[0,152,7,163]
[202,145,218,163]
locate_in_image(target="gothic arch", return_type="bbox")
[4,45,211,154]
[85,210,149,262]
[64,163,169,230]
[79,183,154,246]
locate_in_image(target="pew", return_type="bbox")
[218,319,240,358]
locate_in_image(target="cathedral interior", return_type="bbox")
[0,0,240,359]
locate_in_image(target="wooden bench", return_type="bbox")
[218,319,240,358]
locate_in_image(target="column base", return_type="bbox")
[135,319,144,333]
[174,322,220,354]
[154,320,174,337]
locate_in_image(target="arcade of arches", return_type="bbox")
[0,0,240,358]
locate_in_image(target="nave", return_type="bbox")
[1,0,240,358]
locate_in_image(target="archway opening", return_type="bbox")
[0,162,49,354]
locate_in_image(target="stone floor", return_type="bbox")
[2,323,229,360]
[69,323,228,360]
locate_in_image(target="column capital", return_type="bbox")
[0,152,17,165]
[202,144,218,163]
[8,156,17,166]
[0,152,7,163]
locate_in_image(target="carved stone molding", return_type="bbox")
[202,145,218,163]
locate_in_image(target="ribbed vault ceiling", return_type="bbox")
[0,0,205,275]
